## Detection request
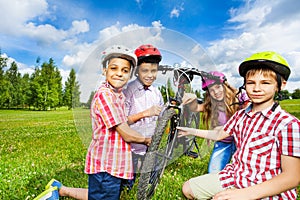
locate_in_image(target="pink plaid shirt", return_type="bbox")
[220,103,300,199]
[85,82,133,179]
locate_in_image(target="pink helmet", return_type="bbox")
[201,71,226,90]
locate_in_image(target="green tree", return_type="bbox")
[5,61,22,108]
[63,68,81,109]
[0,50,10,108]
[21,73,31,108]
[30,58,63,110]
[292,89,300,99]
[86,90,95,108]
[279,90,290,100]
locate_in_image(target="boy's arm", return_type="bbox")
[177,126,229,141]
[214,155,300,200]
[116,122,151,146]
[127,105,162,124]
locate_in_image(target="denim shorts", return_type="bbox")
[88,172,123,200]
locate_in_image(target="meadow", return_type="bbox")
[0,99,300,199]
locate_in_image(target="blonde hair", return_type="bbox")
[202,81,239,129]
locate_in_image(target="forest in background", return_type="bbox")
[2,50,300,111]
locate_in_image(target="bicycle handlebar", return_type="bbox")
[158,64,221,81]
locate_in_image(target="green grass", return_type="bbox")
[0,108,87,200]
[0,99,300,199]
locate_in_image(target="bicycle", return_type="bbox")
[137,65,220,200]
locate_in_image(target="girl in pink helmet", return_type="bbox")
[182,71,249,173]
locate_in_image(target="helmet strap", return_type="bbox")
[275,73,283,101]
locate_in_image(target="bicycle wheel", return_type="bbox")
[137,108,177,200]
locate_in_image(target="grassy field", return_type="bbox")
[0,99,300,199]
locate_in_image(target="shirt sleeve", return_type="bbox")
[278,120,300,157]
[93,90,127,129]
[123,87,133,116]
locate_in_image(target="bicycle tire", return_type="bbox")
[137,108,177,200]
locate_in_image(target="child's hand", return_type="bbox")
[143,105,162,117]
[177,126,197,137]
[181,93,197,105]
[144,137,151,146]
[213,188,252,200]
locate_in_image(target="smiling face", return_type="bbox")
[245,69,284,111]
[137,62,158,86]
[103,57,131,89]
[208,84,224,101]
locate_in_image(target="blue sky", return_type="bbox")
[1,0,300,101]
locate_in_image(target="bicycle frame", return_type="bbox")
[162,67,199,157]
[137,64,220,200]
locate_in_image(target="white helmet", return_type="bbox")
[101,45,137,69]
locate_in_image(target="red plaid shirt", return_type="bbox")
[85,82,133,179]
[220,103,300,199]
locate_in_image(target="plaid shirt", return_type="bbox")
[85,82,133,179]
[220,103,300,199]
[123,78,164,155]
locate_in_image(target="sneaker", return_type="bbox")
[33,186,59,200]
[45,179,62,190]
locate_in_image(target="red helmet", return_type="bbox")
[134,44,162,65]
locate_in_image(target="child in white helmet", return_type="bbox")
[37,45,151,200]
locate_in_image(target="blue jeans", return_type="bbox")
[88,172,129,200]
[208,141,236,173]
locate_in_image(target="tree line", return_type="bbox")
[0,50,80,110]
[1,49,300,111]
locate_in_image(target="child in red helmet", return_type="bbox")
[178,51,300,199]
[123,44,164,188]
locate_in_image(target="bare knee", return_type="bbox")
[182,181,195,199]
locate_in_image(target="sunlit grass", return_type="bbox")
[0,99,300,199]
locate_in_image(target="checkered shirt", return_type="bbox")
[219,103,300,199]
[85,82,133,179]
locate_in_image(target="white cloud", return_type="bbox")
[0,0,48,34]
[0,0,91,61]
[170,3,184,18]
[206,0,300,92]
[23,22,67,45]
[61,21,165,72]
[69,20,90,35]
[170,8,180,18]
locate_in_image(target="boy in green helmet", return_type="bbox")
[177,51,300,199]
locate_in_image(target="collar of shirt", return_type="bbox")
[136,79,153,91]
[103,81,123,93]
[245,102,280,118]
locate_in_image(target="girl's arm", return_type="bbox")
[213,155,300,200]
[177,126,229,141]
[181,93,204,112]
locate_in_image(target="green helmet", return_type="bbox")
[239,51,291,81]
